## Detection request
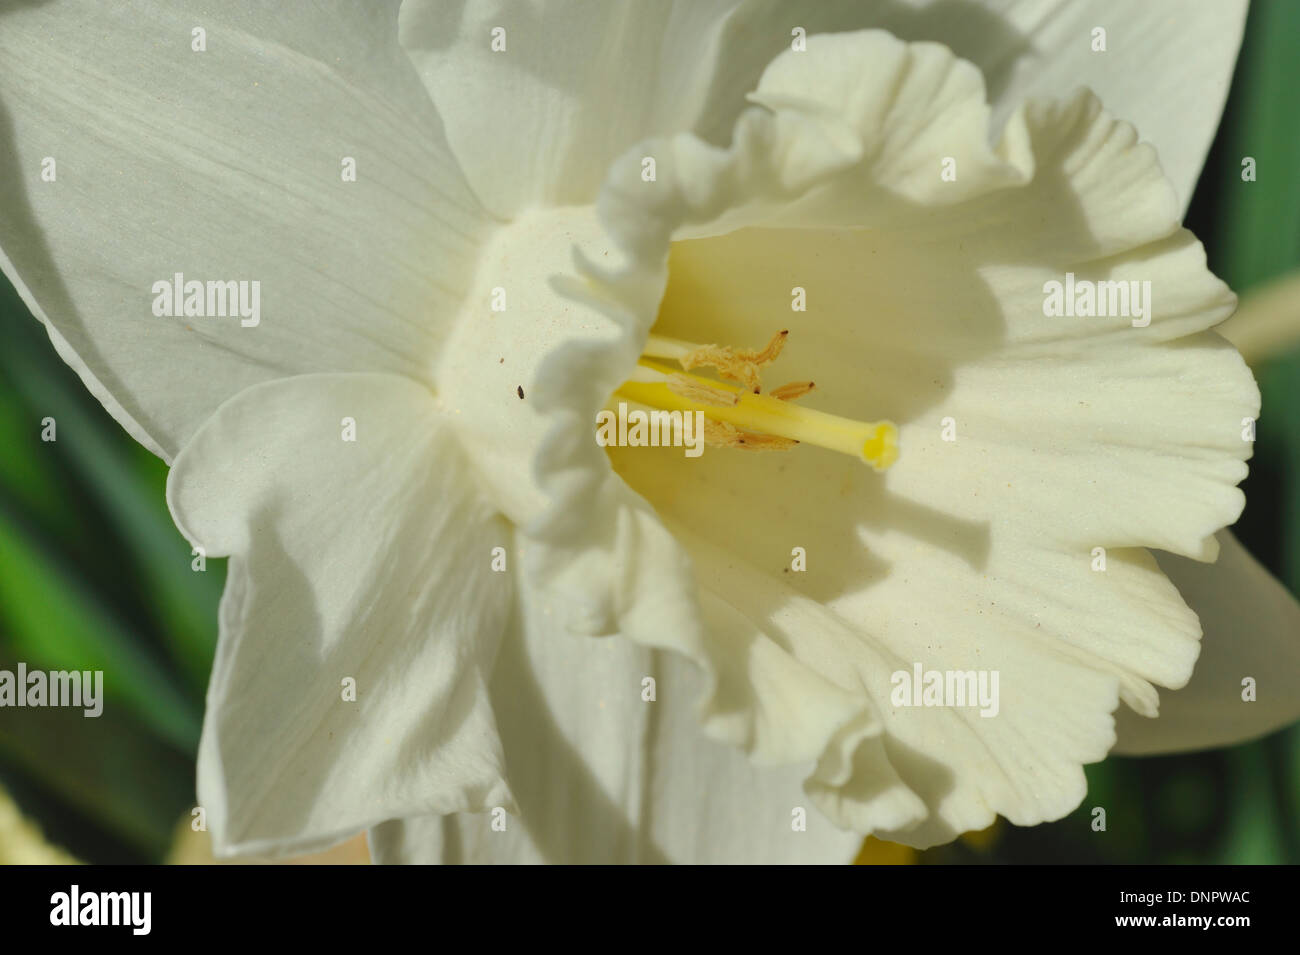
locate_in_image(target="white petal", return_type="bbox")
[367,574,863,864]
[587,31,1256,845]
[903,0,1247,215]
[1114,531,1300,755]
[431,203,722,711]
[397,0,1242,216]
[719,0,1246,213]
[167,373,512,856]
[0,0,487,461]
[398,0,752,216]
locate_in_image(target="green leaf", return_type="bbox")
[1208,0,1300,294]
[0,508,200,752]
[0,289,220,693]
[0,693,195,861]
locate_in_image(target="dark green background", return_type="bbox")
[1,3,1298,863]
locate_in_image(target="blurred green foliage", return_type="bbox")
[1,4,1298,864]
[0,285,224,862]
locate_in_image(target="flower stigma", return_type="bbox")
[611,330,899,470]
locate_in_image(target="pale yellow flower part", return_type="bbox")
[853,836,916,865]
[0,787,78,865]
[168,819,370,865]
[1216,270,1300,367]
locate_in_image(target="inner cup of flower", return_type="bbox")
[611,229,911,470]
[602,222,1003,601]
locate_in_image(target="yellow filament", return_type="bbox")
[616,360,898,471]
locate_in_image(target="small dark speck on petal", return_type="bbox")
[517,385,525,399]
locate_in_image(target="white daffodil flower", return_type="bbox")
[1,0,1296,865]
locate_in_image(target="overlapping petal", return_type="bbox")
[0,0,487,461]
[945,0,1246,214]
[397,0,1244,217]
[1115,531,1300,755]
[167,373,513,856]
[368,573,863,864]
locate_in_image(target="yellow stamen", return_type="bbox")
[769,380,816,402]
[665,374,739,408]
[641,334,697,362]
[616,360,898,470]
[700,418,800,451]
[646,331,789,392]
